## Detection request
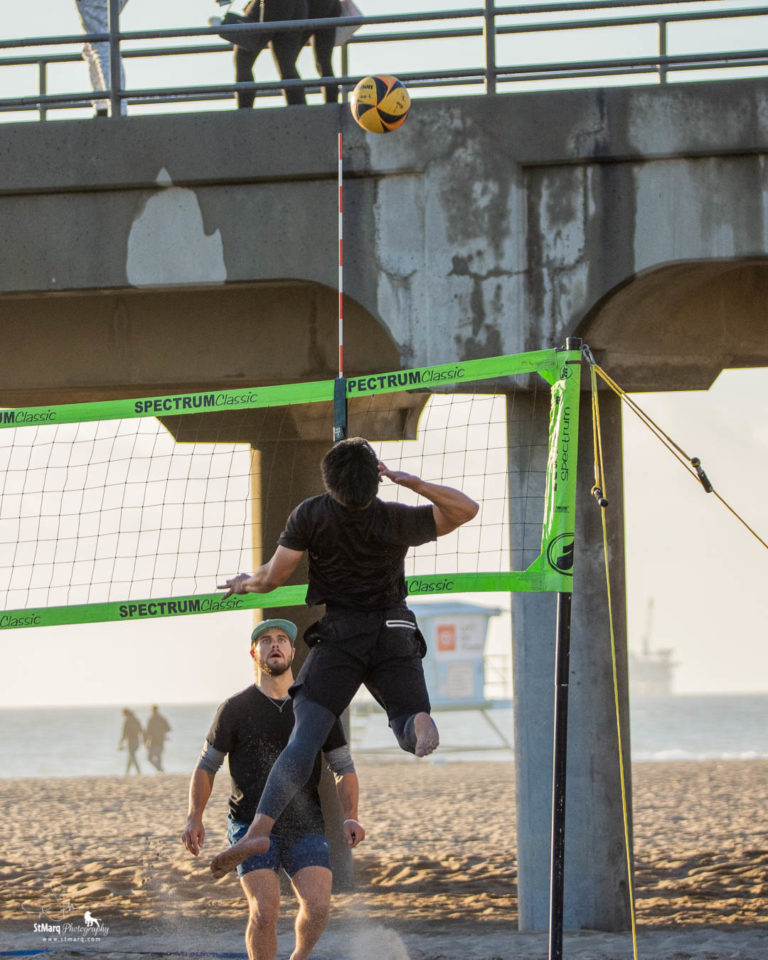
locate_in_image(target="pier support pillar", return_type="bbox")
[510,389,632,930]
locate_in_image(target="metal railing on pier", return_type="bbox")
[1,0,767,120]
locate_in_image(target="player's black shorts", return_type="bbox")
[290,603,430,720]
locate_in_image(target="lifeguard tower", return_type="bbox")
[410,600,502,705]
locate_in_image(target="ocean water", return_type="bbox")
[0,694,766,779]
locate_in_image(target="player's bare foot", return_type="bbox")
[210,834,269,879]
[414,712,439,757]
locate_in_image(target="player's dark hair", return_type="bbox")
[321,437,379,508]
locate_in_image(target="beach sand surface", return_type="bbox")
[1,758,766,959]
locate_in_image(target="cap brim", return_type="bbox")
[250,618,298,644]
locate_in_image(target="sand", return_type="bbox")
[1,758,766,959]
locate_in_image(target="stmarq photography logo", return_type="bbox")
[24,883,110,944]
[33,909,110,944]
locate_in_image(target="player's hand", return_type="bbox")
[182,818,205,856]
[343,818,365,848]
[377,461,420,489]
[217,572,252,599]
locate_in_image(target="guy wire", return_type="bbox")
[589,359,767,552]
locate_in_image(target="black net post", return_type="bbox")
[549,590,572,960]
[549,335,581,960]
[333,376,347,443]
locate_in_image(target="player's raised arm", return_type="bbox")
[218,546,304,598]
[378,461,479,536]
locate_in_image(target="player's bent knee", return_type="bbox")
[248,900,280,927]
[310,903,330,927]
[242,877,280,926]
[301,894,330,924]
[293,865,332,920]
[390,713,417,754]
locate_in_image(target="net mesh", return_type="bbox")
[1,419,252,610]
[0,352,577,625]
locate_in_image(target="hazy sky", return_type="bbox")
[1,1,767,704]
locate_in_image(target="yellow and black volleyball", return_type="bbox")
[350,75,410,134]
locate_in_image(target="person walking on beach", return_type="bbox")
[144,704,171,772]
[118,707,143,775]
[212,436,478,878]
[182,618,364,960]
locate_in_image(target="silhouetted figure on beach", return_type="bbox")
[145,705,171,772]
[119,708,143,775]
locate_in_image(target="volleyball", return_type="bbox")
[350,75,410,134]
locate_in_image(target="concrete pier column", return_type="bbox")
[564,388,632,929]
[508,390,559,931]
[510,389,632,931]
[251,437,356,891]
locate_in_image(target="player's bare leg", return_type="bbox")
[210,814,274,879]
[240,869,280,960]
[413,712,439,757]
[290,866,332,960]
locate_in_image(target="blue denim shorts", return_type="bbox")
[227,816,331,878]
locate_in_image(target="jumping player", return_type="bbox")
[210,437,478,878]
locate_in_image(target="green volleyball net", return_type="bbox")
[0,349,580,631]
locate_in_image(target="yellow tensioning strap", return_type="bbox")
[592,363,768,552]
[589,366,640,960]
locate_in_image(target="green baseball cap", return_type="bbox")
[250,618,298,646]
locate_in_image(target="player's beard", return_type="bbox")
[258,654,292,677]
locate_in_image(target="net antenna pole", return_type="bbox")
[333,131,348,444]
[549,336,582,960]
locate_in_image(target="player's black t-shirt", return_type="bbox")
[278,494,437,609]
[206,684,346,835]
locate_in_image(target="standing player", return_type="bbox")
[211,436,478,878]
[182,618,364,960]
